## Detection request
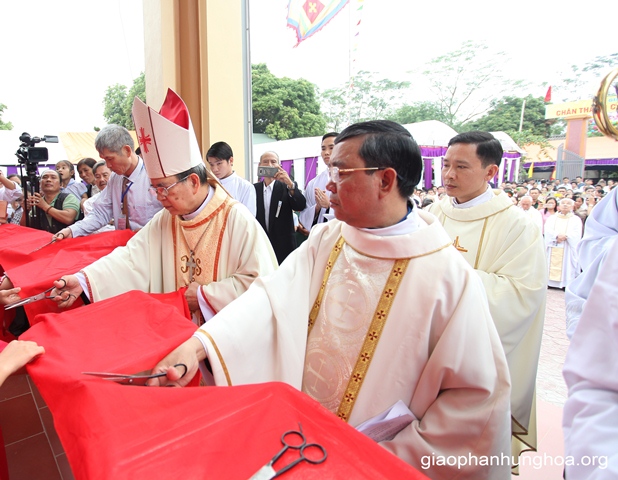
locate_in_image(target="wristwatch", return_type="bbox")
[287,181,297,191]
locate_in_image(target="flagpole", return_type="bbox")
[519,99,526,132]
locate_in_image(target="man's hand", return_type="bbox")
[146,337,205,387]
[315,188,330,209]
[0,340,45,383]
[556,234,567,243]
[273,167,294,190]
[51,276,83,308]
[26,192,49,212]
[0,287,21,306]
[53,228,72,242]
[185,282,200,312]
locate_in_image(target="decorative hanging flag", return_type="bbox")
[287,0,349,47]
[544,86,552,103]
[527,162,534,178]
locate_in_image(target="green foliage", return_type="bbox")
[0,103,13,130]
[387,101,448,125]
[556,52,618,102]
[319,71,411,130]
[421,40,527,129]
[252,64,325,140]
[462,95,550,137]
[102,72,146,130]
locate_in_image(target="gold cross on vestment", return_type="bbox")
[181,251,202,283]
[453,236,468,253]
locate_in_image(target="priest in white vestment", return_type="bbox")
[206,141,256,216]
[565,188,618,338]
[149,121,512,479]
[429,131,546,470]
[563,238,618,478]
[52,89,277,323]
[298,133,337,231]
[544,198,582,289]
[519,195,543,233]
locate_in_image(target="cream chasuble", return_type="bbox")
[197,213,511,479]
[430,190,546,463]
[544,213,582,288]
[81,184,278,313]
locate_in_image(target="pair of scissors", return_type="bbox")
[4,279,67,310]
[82,363,188,386]
[28,231,65,254]
[249,424,327,479]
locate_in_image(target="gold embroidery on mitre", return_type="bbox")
[335,257,410,423]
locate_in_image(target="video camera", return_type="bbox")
[15,132,59,173]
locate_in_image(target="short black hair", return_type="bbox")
[448,131,503,168]
[322,132,338,142]
[77,157,97,170]
[335,120,421,198]
[206,141,233,161]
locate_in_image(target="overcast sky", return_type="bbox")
[1,0,614,139]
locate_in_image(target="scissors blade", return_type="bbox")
[28,238,56,254]
[4,292,47,310]
[82,370,167,386]
[248,465,276,480]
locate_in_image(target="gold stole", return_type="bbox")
[549,214,572,282]
[173,186,235,291]
[303,237,410,422]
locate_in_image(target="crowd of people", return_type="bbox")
[0,88,615,477]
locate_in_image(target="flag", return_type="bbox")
[527,163,534,178]
[287,0,349,47]
[550,165,556,181]
[544,86,552,103]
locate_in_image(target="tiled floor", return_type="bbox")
[0,288,570,479]
[0,373,73,479]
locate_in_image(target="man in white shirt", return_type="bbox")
[54,125,163,240]
[298,132,338,231]
[429,131,546,471]
[206,141,256,216]
[81,161,114,233]
[519,195,543,232]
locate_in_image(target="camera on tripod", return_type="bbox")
[15,133,59,173]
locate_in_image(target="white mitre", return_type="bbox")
[132,88,203,178]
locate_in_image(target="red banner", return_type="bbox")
[24,290,424,479]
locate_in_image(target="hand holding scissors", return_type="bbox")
[4,279,70,310]
[50,276,83,308]
[249,425,327,479]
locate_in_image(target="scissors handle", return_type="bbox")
[272,444,327,478]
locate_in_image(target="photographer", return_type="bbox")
[24,169,80,233]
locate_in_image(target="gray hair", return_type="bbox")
[95,125,135,154]
[92,161,108,175]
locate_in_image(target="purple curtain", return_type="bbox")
[304,156,318,189]
[281,160,293,176]
[423,158,433,189]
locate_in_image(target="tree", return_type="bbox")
[0,103,13,130]
[102,72,146,130]
[387,101,448,125]
[556,53,618,102]
[420,41,527,129]
[319,71,411,131]
[462,95,550,137]
[252,64,325,140]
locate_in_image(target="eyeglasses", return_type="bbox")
[327,166,385,183]
[148,175,190,198]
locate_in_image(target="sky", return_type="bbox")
[1,0,615,140]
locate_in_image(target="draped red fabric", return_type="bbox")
[0,225,135,325]
[23,290,424,480]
